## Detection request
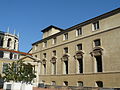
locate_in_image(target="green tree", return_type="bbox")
[3,60,36,84]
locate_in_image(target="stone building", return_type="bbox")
[31,8,120,88]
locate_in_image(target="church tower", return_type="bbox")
[0,29,19,60]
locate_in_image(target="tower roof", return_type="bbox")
[41,25,64,32]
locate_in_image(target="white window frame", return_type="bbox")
[52,37,57,44]
[43,41,47,47]
[94,39,101,47]
[76,28,82,36]
[76,44,82,51]
[92,21,100,31]
[63,33,68,40]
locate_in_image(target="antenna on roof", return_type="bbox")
[7,27,10,33]
[13,29,16,35]
[17,32,19,38]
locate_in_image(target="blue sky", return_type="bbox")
[0,0,119,52]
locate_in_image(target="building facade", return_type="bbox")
[31,8,120,88]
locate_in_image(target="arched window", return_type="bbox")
[7,38,12,47]
[0,51,4,58]
[96,81,103,87]
[10,53,13,59]
[63,81,68,86]
[77,81,83,87]
[14,40,16,49]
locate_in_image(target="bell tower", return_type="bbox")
[0,28,19,60]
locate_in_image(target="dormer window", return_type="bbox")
[52,37,57,44]
[77,44,82,51]
[94,39,101,47]
[63,33,68,40]
[35,44,38,50]
[43,41,47,47]
[76,28,82,36]
[7,38,12,47]
[93,21,100,30]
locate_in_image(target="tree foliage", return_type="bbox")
[3,60,36,83]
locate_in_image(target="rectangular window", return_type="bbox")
[53,50,56,56]
[94,39,101,46]
[35,55,37,58]
[76,28,82,36]
[51,81,56,85]
[43,53,46,58]
[52,63,56,75]
[77,81,83,87]
[43,64,46,74]
[64,47,68,53]
[35,44,38,50]
[95,56,102,72]
[63,81,68,86]
[96,81,103,87]
[43,41,47,47]
[53,37,57,44]
[77,44,82,51]
[63,33,68,40]
[93,21,99,30]
[64,61,68,74]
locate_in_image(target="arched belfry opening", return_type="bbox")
[0,38,4,47]
[7,38,12,47]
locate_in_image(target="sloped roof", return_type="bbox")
[0,48,32,56]
[41,25,64,32]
